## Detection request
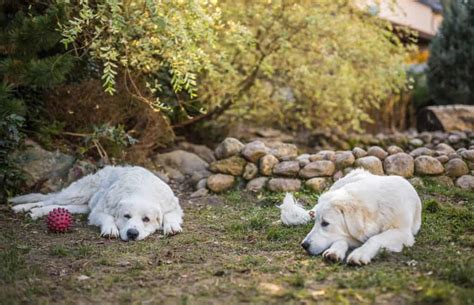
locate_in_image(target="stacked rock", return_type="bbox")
[202,137,474,193]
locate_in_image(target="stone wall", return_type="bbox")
[197,137,474,195]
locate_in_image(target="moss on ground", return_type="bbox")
[0,181,472,305]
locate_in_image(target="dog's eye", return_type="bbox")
[142,216,150,223]
[321,220,329,227]
[124,214,131,219]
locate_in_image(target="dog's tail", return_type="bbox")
[9,193,52,205]
[277,193,313,226]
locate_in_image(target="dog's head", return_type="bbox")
[115,199,163,241]
[301,190,364,255]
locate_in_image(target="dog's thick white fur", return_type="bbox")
[280,169,421,265]
[10,166,183,241]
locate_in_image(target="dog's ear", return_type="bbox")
[333,200,375,242]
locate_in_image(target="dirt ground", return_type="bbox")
[0,178,472,305]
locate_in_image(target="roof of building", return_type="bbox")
[419,0,443,13]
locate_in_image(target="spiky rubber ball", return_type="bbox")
[46,208,73,233]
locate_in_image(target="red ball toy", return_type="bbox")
[46,208,73,233]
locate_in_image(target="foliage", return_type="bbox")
[427,0,474,105]
[0,2,76,198]
[60,0,412,132]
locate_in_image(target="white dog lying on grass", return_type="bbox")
[10,166,183,241]
[279,169,421,265]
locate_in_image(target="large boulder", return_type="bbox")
[267,178,301,192]
[455,175,474,190]
[299,161,335,178]
[214,137,244,160]
[414,156,444,175]
[259,154,279,176]
[417,105,474,132]
[241,141,270,163]
[207,174,235,192]
[246,177,268,192]
[9,140,76,192]
[354,156,384,175]
[153,150,208,177]
[305,177,331,192]
[209,156,246,176]
[444,159,469,178]
[383,153,414,178]
[273,161,300,177]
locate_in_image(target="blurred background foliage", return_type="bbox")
[0,0,471,170]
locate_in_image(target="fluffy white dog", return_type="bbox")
[10,166,183,241]
[279,169,421,265]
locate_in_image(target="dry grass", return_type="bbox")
[0,180,472,305]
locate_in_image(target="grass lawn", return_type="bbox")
[0,178,473,305]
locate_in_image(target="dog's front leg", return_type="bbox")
[347,229,414,265]
[88,211,119,238]
[322,240,349,262]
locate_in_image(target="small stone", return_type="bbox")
[383,153,414,178]
[190,188,209,198]
[296,154,311,167]
[448,153,461,160]
[334,151,355,169]
[242,163,258,180]
[241,141,270,163]
[268,178,301,192]
[246,177,268,192]
[409,177,424,188]
[409,138,424,147]
[343,167,354,175]
[305,178,331,192]
[410,147,434,158]
[414,156,444,175]
[352,147,367,159]
[214,137,244,159]
[333,170,343,181]
[448,134,461,144]
[209,156,246,176]
[434,143,455,155]
[260,154,279,176]
[431,176,454,187]
[196,178,207,190]
[273,161,300,177]
[367,146,388,160]
[178,142,216,163]
[299,161,336,178]
[207,174,235,192]
[463,150,474,161]
[270,143,298,161]
[309,151,336,162]
[354,156,384,175]
[387,145,404,155]
[455,175,474,190]
[436,155,449,164]
[419,132,432,144]
[444,159,469,178]
[190,170,211,184]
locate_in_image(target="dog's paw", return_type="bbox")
[347,248,373,266]
[322,248,345,262]
[163,222,182,236]
[12,203,37,213]
[100,225,119,239]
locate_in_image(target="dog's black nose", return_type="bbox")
[127,229,139,240]
[301,241,310,250]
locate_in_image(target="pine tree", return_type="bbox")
[427,0,474,105]
[0,1,75,198]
